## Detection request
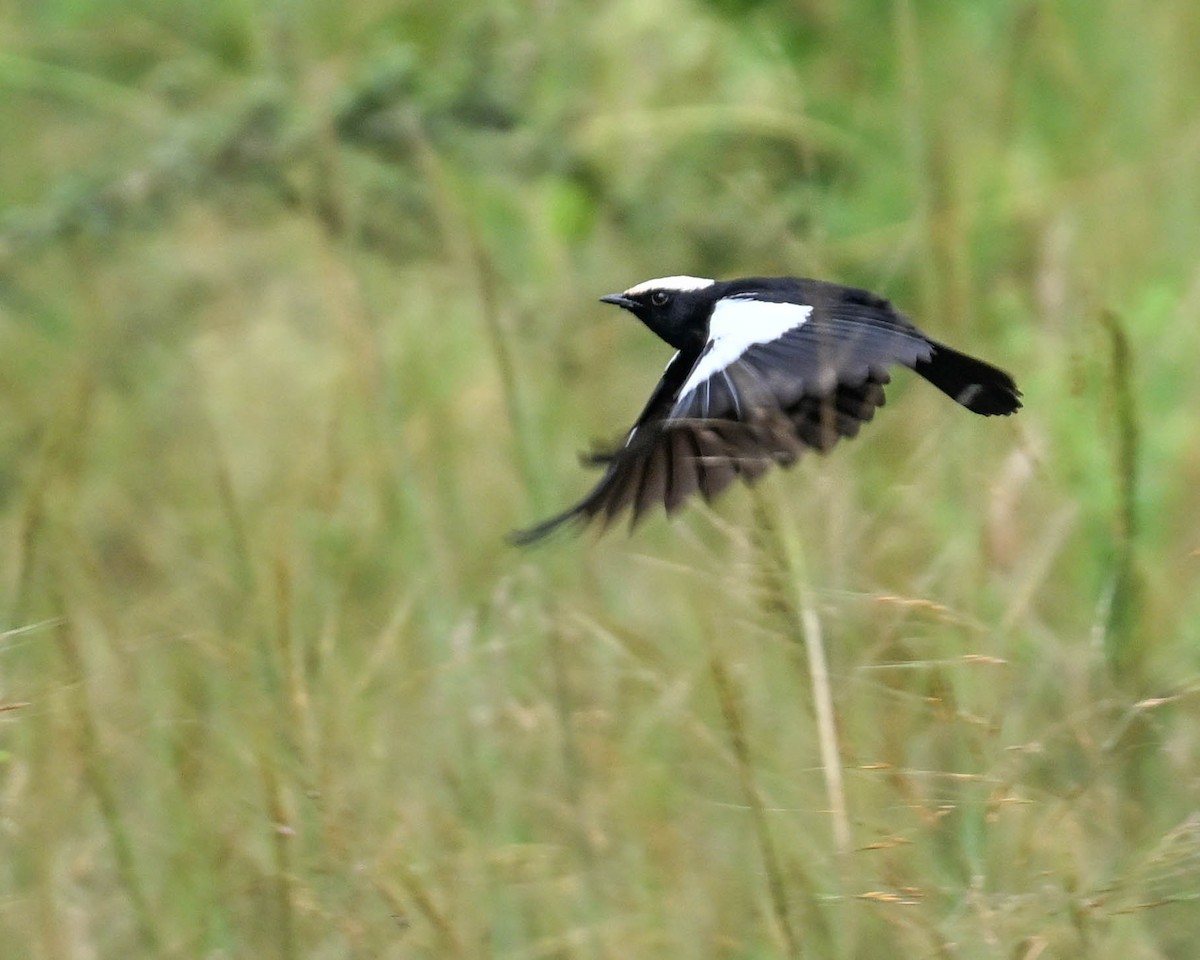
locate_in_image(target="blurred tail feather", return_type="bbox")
[913,341,1021,416]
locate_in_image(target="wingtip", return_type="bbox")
[507,520,559,548]
[508,506,585,547]
[507,527,540,548]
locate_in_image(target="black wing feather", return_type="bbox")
[673,314,931,421]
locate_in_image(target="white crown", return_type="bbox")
[623,275,716,296]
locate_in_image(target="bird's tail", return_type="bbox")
[912,341,1022,416]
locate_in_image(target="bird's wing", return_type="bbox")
[668,293,932,423]
[510,348,703,544]
[511,291,935,545]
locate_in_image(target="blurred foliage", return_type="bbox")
[2,0,1200,958]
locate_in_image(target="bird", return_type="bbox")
[512,275,1021,545]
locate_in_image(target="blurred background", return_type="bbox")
[3,0,1200,957]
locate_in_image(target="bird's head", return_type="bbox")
[600,275,716,350]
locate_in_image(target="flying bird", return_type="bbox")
[513,275,1020,544]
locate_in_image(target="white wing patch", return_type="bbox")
[624,275,716,296]
[678,297,813,401]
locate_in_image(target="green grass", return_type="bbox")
[3,1,1200,957]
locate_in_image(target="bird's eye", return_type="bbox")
[650,290,671,307]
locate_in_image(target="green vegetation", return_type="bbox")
[3,1,1200,956]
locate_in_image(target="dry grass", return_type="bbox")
[3,1,1200,957]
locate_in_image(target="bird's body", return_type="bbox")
[513,275,1021,544]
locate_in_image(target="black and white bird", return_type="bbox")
[513,275,1020,544]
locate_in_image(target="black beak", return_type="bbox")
[599,293,637,310]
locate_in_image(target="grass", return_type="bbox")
[3,0,1200,957]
